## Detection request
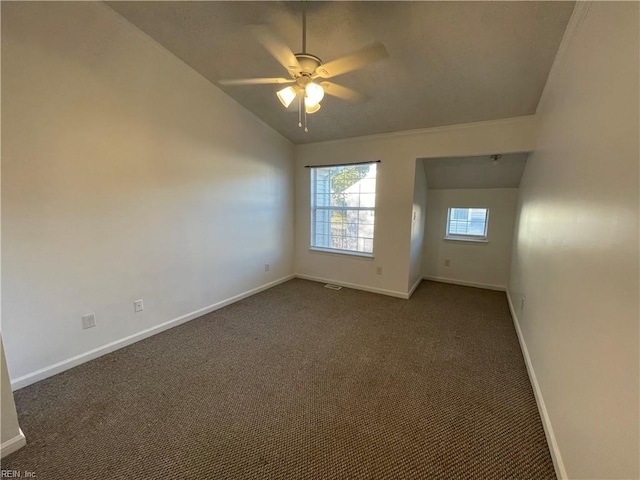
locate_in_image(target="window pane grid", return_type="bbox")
[446,208,488,238]
[311,164,377,254]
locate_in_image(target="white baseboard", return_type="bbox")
[1,428,26,458]
[423,275,506,292]
[295,274,410,299]
[11,275,295,391]
[506,289,566,480]
[407,277,423,299]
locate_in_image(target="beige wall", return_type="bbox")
[0,3,24,457]
[294,116,538,298]
[423,188,518,290]
[1,2,294,387]
[509,3,639,479]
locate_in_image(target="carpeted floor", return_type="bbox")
[3,279,555,479]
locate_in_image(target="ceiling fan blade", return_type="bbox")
[219,78,295,86]
[315,43,389,79]
[320,81,368,102]
[251,25,301,74]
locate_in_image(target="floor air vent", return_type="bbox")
[324,284,343,290]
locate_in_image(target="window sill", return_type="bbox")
[309,247,374,259]
[444,236,488,244]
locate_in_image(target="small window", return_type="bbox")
[310,163,377,256]
[446,208,489,240]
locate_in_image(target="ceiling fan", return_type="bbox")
[219,7,389,132]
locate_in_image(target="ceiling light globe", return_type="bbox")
[305,102,321,114]
[305,83,324,106]
[277,86,298,108]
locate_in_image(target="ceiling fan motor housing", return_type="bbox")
[293,53,322,76]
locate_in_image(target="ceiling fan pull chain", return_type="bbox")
[298,94,302,128]
[304,102,309,133]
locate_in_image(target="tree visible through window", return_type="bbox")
[310,163,377,255]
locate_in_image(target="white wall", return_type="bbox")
[1,2,294,387]
[424,188,518,290]
[509,3,639,479]
[408,160,427,293]
[294,116,538,298]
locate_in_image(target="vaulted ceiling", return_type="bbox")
[107,1,575,145]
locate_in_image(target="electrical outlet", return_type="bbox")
[264,263,270,272]
[82,313,96,329]
[444,259,451,267]
[134,299,144,313]
[520,297,525,310]
[376,267,383,275]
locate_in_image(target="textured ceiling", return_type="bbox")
[422,153,529,189]
[107,1,575,145]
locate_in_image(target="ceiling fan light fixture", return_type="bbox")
[305,82,325,106]
[219,5,388,134]
[277,86,298,108]
[305,102,321,114]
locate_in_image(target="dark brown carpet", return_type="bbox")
[2,279,555,479]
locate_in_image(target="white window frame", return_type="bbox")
[309,163,377,257]
[445,207,490,243]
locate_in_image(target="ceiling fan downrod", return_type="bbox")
[302,7,306,54]
[299,2,311,133]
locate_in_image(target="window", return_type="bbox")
[446,208,489,240]
[310,163,377,255]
